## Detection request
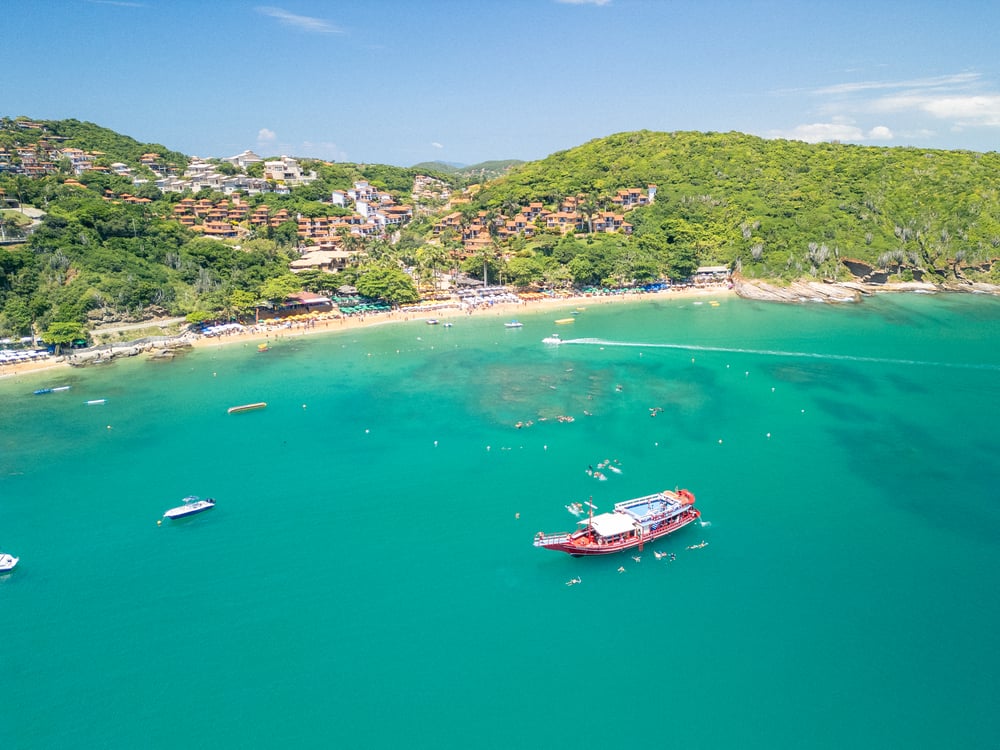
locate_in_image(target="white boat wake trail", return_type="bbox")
[554,338,1000,371]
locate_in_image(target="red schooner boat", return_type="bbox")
[534,488,699,556]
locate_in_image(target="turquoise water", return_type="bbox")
[2,293,999,749]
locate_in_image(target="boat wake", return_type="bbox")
[551,338,1000,371]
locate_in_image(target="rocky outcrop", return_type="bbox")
[734,271,1000,304]
[68,334,195,367]
[733,275,862,303]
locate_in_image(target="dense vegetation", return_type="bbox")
[2,120,999,343]
[476,130,1000,283]
[410,159,524,182]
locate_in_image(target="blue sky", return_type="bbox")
[7,0,1000,165]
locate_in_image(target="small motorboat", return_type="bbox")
[542,334,562,345]
[0,553,19,572]
[163,495,216,519]
[504,321,523,328]
[426,319,439,325]
[227,402,267,414]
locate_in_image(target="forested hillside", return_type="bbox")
[477,130,1000,281]
[2,120,999,343]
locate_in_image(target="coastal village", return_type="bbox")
[2,126,659,271]
[1,120,737,373]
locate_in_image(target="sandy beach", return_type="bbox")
[1,285,733,383]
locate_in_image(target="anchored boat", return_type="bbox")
[163,495,216,519]
[534,488,699,556]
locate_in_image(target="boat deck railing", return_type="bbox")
[533,532,572,547]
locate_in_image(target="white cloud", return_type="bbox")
[431,142,444,149]
[867,125,894,140]
[804,70,1000,133]
[257,128,277,147]
[771,120,896,145]
[555,0,612,6]
[812,72,981,97]
[256,6,341,34]
[774,122,864,143]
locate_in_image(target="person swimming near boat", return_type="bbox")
[632,555,641,563]
[565,577,582,586]
[686,541,708,550]
[617,566,626,573]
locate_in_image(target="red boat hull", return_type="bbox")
[537,507,700,556]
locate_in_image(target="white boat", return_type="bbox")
[542,334,562,345]
[0,553,18,572]
[504,321,523,328]
[163,495,216,519]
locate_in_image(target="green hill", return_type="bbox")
[2,122,999,342]
[1,116,188,172]
[477,130,1000,280]
[410,159,524,182]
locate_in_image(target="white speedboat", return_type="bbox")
[0,553,19,572]
[163,495,216,519]
[542,334,562,345]
[504,321,523,328]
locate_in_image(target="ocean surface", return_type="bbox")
[2,292,999,749]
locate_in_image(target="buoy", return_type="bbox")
[718,439,723,444]
[106,425,112,430]
[515,512,520,519]
[766,432,771,438]
[157,519,161,526]
[302,404,307,409]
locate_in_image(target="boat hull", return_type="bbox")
[0,554,19,572]
[536,507,700,556]
[227,402,267,414]
[163,500,215,519]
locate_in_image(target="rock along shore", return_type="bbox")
[733,274,1000,304]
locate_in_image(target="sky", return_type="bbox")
[6,0,1000,166]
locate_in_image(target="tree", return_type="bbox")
[43,321,87,353]
[258,275,299,306]
[228,289,259,319]
[355,266,419,306]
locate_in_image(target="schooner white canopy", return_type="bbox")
[579,513,638,537]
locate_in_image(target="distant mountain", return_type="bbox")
[410,159,524,181]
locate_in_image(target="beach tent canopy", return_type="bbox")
[579,512,637,537]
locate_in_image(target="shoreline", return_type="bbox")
[7,276,997,384]
[0,285,732,383]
